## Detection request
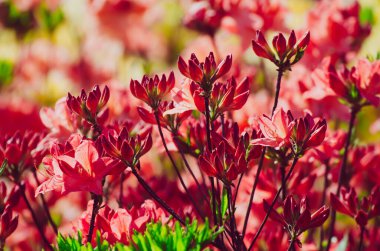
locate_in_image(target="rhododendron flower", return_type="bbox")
[251,109,294,148]
[101,127,152,167]
[198,132,254,184]
[352,59,380,107]
[328,59,380,108]
[252,30,310,70]
[288,113,327,154]
[36,135,122,196]
[137,101,192,132]
[66,85,110,127]
[0,182,20,212]
[75,200,168,245]
[190,77,250,119]
[330,187,380,228]
[178,52,232,91]
[0,205,18,246]
[251,109,326,154]
[264,195,329,247]
[183,0,225,35]
[130,72,175,110]
[40,97,78,139]
[0,131,44,182]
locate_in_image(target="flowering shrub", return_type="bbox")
[0,0,379,250]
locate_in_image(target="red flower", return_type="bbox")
[251,109,294,148]
[198,132,254,184]
[330,186,380,228]
[355,60,380,107]
[178,52,232,90]
[328,59,380,108]
[101,127,152,167]
[36,135,122,196]
[137,101,192,132]
[183,0,225,35]
[130,72,175,110]
[75,200,168,245]
[0,131,44,182]
[190,77,250,119]
[289,113,327,154]
[66,85,110,133]
[251,109,326,154]
[252,30,310,69]
[0,205,18,244]
[264,195,329,247]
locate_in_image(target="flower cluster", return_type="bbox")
[0,0,379,250]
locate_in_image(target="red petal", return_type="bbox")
[189,60,203,82]
[214,54,232,81]
[288,30,296,49]
[330,193,354,216]
[178,56,190,78]
[252,40,273,60]
[297,31,310,51]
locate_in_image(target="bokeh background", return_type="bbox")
[0,0,379,136]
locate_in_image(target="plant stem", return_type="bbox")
[241,147,266,238]
[87,193,101,243]
[233,173,244,208]
[271,67,284,117]
[32,170,58,235]
[173,133,209,203]
[325,107,358,251]
[129,165,185,225]
[226,186,237,250]
[242,66,284,239]
[318,161,330,249]
[248,156,299,251]
[204,97,218,227]
[18,183,53,250]
[358,227,365,251]
[280,163,287,200]
[287,238,296,251]
[154,112,204,219]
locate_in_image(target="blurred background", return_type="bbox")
[0,0,379,136]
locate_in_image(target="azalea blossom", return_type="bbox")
[36,135,122,196]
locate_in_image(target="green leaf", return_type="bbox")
[0,159,7,176]
[221,187,228,220]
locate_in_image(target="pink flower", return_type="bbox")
[40,97,78,140]
[354,59,380,107]
[251,109,294,148]
[36,135,122,196]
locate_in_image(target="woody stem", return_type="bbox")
[128,164,185,225]
[204,96,218,227]
[248,156,299,251]
[272,67,284,117]
[281,163,287,200]
[241,147,266,239]
[242,66,284,239]
[287,238,296,251]
[87,193,101,243]
[358,226,365,251]
[318,161,330,248]
[18,182,53,250]
[32,171,58,235]
[154,112,205,219]
[325,107,358,251]
[173,134,209,203]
